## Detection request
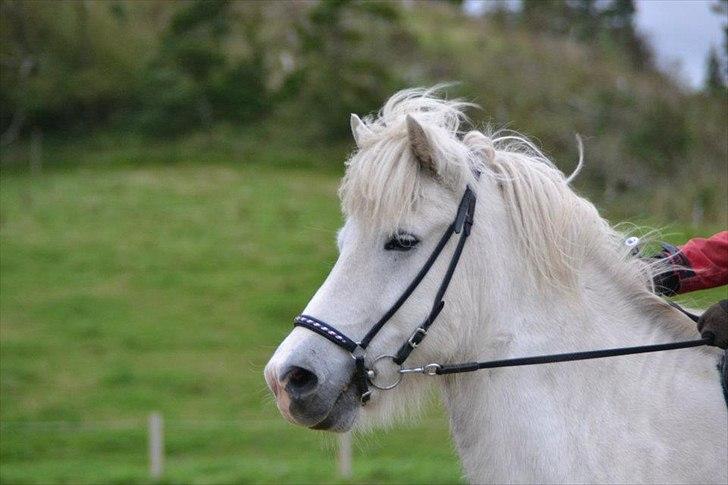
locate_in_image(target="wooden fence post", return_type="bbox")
[30,127,42,175]
[338,431,352,479]
[148,412,164,480]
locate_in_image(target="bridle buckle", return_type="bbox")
[408,328,427,349]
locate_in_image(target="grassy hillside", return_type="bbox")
[1,158,724,483]
[0,162,463,484]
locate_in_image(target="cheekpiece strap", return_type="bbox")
[354,354,372,404]
[454,186,476,234]
[394,301,445,365]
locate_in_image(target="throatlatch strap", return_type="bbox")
[294,315,359,353]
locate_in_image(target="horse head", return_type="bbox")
[264,88,490,431]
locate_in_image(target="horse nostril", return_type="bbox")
[283,366,319,397]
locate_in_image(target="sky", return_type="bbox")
[635,0,725,88]
[464,0,726,89]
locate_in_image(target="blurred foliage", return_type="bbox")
[706,46,725,95]
[0,0,726,223]
[142,0,271,134]
[519,0,651,68]
[288,0,411,139]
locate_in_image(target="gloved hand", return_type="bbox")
[698,300,728,349]
[651,243,693,296]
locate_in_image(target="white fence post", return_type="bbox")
[30,127,42,175]
[148,412,164,480]
[338,431,352,479]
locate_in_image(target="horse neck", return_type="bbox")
[471,259,690,355]
[450,197,695,357]
[438,228,720,482]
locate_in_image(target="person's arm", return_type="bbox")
[676,231,728,293]
[652,231,728,295]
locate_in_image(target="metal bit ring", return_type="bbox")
[367,355,403,390]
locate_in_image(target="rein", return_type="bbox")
[292,186,712,405]
[399,334,712,376]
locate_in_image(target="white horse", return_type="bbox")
[264,87,727,483]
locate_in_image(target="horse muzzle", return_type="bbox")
[264,343,360,431]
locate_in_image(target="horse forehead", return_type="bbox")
[337,220,376,248]
[343,192,455,236]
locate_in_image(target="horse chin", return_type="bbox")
[309,385,359,432]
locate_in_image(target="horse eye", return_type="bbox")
[384,233,420,251]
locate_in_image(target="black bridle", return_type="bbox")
[293,186,712,405]
[294,187,476,403]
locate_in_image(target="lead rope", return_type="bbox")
[401,334,713,377]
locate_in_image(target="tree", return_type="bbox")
[290,0,409,139]
[602,0,651,69]
[520,0,573,36]
[705,46,725,93]
[570,0,601,41]
[710,1,727,78]
[0,0,149,138]
[141,0,270,133]
[516,0,651,69]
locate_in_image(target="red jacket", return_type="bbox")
[677,231,728,294]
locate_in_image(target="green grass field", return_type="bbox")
[0,163,463,484]
[1,161,724,484]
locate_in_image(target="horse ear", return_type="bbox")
[350,114,370,147]
[406,114,438,176]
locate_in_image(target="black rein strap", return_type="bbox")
[423,301,709,375]
[428,335,713,376]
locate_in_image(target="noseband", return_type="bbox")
[294,187,477,404]
[292,186,712,406]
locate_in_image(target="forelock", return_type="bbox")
[339,86,481,234]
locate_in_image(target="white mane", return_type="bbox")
[340,87,654,295]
